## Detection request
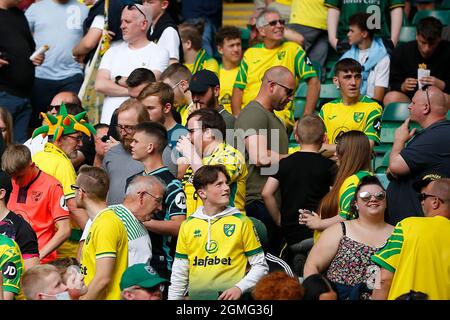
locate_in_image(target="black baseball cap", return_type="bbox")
[412,172,446,192]
[189,70,220,93]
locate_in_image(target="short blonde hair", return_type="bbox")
[22,264,60,300]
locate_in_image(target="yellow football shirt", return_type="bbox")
[372,216,450,300]
[80,208,128,300]
[219,65,239,114]
[185,49,219,76]
[33,142,80,258]
[175,213,263,300]
[289,0,328,30]
[234,41,317,131]
[319,96,382,144]
[0,235,24,299]
[182,143,248,217]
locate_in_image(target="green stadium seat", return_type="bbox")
[293,82,341,119]
[293,82,308,120]
[412,10,450,26]
[375,151,390,174]
[398,26,417,44]
[375,173,390,189]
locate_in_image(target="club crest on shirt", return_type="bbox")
[223,224,235,237]
[31,191,42,202]
[277,50,286,60]
[353,112,365,123]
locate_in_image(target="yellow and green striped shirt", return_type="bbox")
[319,96,382,145]
[372,216,450,300]
[234,41,317,131]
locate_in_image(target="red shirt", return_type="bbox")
[8,170,70,263]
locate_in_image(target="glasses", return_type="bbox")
[47,105,61,113]
[358,191,386,202]
[418,192,443,202]
[264,19,285,27]
[268,80,294,96]
[138,191,163,205]
[126,4,147,21]
[422,85,432,109]
[116,124,136,134]
[65,134,83,142]
[70,184,85,193]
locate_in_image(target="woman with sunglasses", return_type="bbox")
[299,131,373,240]
[303,175,394,300]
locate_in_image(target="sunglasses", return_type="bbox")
[358,191,386,202]
[268,80,294,96]
[265,19,285,27]
[418,192,443,202]
[127,4,147,20]
[47,105,61,113]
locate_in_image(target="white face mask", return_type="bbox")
[40,291,71,300]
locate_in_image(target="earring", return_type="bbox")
[336,86,340,89]
[355,205,359,211]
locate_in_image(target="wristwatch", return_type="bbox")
[115,75,122,85]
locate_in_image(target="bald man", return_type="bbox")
[234,65,293,255]
[372,178,450,300]
[387,85,450,225]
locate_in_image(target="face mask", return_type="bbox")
[40,291,71,300]
[55,291,71,300]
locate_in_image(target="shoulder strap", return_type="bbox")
[340,222,346,236]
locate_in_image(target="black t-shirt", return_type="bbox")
[0,211,39,257]
[389,40,450,98]
[386,120,450,225]
[0,7,35,97]
[273,151,337,245]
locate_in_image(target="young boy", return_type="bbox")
[262,115,337,275]
[168,165,268,300]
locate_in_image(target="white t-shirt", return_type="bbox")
[23,134,47,156]
[81,205,153,267]
[358,49,390,99]
[90,14,104,30]
[150,26,180,61]
[98,40,170,123]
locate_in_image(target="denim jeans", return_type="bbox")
[0,91,32,143]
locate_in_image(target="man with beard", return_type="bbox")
[31,105,96,260]
[234,66,292,255]
[137,81,188,178]
[103,98,149,205]
[319,58,382,156]
[189,70,235,142]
